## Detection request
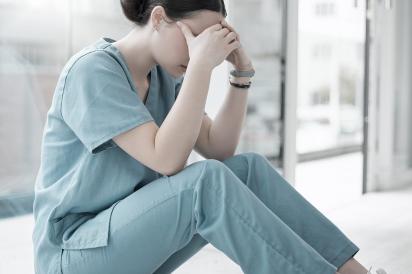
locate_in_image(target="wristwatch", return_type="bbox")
[230,68,255,78]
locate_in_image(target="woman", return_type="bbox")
[32,0,387,273]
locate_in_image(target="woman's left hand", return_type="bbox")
[220,19,254,71]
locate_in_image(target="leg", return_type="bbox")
[61,174,201,274]
[221,152,360,270]
[152,233,208,274]
[62,159,337,274]
[162,159,337,274]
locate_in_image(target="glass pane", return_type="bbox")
[297,0,365,154]
[0,1,70,200]
[228,0,284,162]
[0,0,131,217]
[295,0,366,211]
[71,0,132,52]
[393,0,412,173]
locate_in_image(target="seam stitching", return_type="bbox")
[204,179,310,274]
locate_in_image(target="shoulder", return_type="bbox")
[68,49,122,77]
[62,50,128,94]
[61,49,130,104]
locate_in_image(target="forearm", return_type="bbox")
[208,82,249,160]
[155,60,212,174]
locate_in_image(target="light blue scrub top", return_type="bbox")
[32,37,201,274]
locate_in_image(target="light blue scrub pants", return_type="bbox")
[61,152,359,274]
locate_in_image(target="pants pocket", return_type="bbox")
[60,248,87,274]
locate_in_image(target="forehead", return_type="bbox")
[181,10,225,36]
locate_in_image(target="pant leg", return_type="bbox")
[165,158,336,274]
[152,233,208,274]
[61,173,201,274]
[62,158,337,274]
[220,152,360,269]
[154,152,359,274]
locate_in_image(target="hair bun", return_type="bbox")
[137,0,147,17]
[120,0,147,22]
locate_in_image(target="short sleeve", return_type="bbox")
[61,50,154,154]
[174,75,207,115]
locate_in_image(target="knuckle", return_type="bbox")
[227,33,236,39]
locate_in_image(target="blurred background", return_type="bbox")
[0,0,411,273]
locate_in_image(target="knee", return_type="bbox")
[239,152,270,166]
[202,158,230,172]
[197,159,236,186]
[241,152,265,160]
[239,152,283,178]
[220,152,273,175]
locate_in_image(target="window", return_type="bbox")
[0,0,132,218]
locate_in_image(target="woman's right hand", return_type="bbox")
[176,21,241,71]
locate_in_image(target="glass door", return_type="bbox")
[390,0,412,186]
[221,0,285,166]
[367,0,412,191]
[0,0,133,218]
[294,0,367,211]
[0,0,70,217]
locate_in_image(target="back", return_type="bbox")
[32,36,183,274]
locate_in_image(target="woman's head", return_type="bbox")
[120,0,227,77]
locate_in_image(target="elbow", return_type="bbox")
[212,149,236,161]
[217,153,235,161]
[207,139,237,161]
[161,159,187,176]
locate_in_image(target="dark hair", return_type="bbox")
[120,0,227,27]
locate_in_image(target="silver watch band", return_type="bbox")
[230,68,255,78]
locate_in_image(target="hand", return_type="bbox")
[220,19,254,71]
[177,21,241,71]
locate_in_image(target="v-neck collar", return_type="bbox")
[101,37,157,106]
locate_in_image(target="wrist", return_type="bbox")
[229,78,251,90]
[188,59,214,74]
[190,57,215,72]
[233,63,254,71]
[229,75,251,84]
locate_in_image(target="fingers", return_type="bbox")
[176,21,194,41]
[215,23,239,50]
[207,23,224,32]
[220,19,240,40]
[220,19,231,30]
[224,32,238,43]
[216,27,230,37]
[228,40,241,53]
[216,27,238,46]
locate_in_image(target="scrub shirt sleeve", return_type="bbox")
[61,50,154,154]
[174,75,207,115]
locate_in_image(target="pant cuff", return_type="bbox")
[329,241,360,269]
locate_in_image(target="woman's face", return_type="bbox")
[149,7,225,78]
